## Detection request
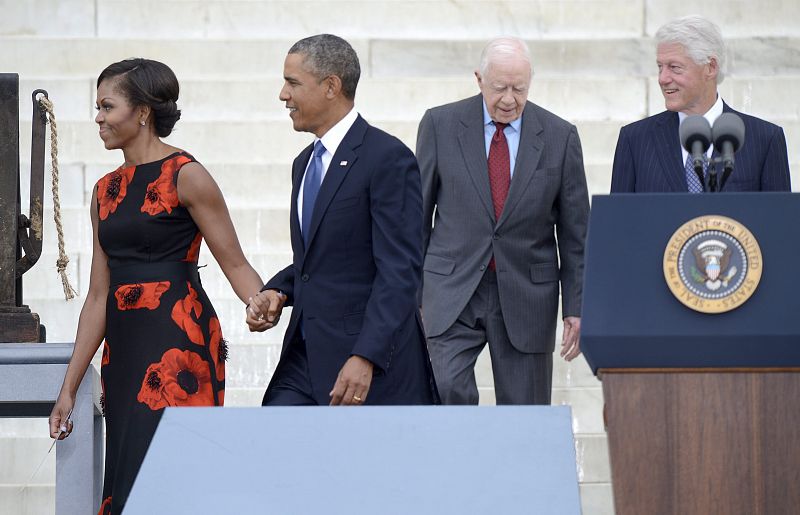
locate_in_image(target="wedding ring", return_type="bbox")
[353,395,362,402]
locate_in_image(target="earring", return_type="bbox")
[140,120,146,126]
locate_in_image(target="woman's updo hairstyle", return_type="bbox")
[97,58,181,137]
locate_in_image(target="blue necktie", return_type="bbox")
[302,140,325,245]
[685,152,705,193]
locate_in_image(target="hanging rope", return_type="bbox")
[38,96,77,301]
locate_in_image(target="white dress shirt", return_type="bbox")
[297,108,359,228]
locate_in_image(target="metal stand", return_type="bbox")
[0,343,103,514]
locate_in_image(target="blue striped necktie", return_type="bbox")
[302,140,326,245]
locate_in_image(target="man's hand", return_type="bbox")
[560,316,581,361]
[246,290,286,332]
[329,355,374,406]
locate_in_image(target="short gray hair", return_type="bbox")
[478,37,533,77]
[289,34,361,99]
[655,15,726,84]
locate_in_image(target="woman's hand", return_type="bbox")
[49,393,75,440]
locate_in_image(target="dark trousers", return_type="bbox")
[262,338,318,406]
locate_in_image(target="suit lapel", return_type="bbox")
[654,111,686,192]
[292,144,313,256]
[457,96,496,222]
[304,115,365,251]
[497,103,543,228]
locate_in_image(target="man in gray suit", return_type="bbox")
[416,37,589,405]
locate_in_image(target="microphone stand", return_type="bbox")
[707,162,717,192]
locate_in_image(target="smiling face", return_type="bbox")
[278,52,336,137]
[475,54,531,124]
[95,79,147,150]
[657,42,718,115]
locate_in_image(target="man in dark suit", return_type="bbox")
[611,15,791,193]
[247,34,437,406]
[416,37,589,405]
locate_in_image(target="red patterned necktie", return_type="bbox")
[487,122,510,270]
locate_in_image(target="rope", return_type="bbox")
[38,96,77,301]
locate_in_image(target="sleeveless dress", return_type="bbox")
[95,151,226,514]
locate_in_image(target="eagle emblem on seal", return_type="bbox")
[692,240,737,291]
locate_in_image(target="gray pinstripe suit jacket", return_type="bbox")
[416,94,590,354]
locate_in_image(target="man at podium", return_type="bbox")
[610,15,791,193]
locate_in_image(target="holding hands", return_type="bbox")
[246,289,287,332]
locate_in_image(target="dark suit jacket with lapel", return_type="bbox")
[610,103,791,192]
[264,115,437,405]
[416,94,590,354]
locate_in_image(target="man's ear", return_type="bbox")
[325,75,343,99]
[706,57,719,82]
[474,70,483,87]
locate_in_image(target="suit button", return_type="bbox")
[301,274,310,282]
[479,265,486,271]
[493,233,500,240]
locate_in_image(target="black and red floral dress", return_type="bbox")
[95,151,226,514]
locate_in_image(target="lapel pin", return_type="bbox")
[340,160,348,166]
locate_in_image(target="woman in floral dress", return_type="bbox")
[48,58,270,514]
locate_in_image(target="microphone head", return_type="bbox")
[712,112,746,152]
[679,115,712,152]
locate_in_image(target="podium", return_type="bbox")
[581,193,800,515]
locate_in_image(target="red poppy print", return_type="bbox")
[114,281,170,311]
[97,166,135,220]
[137,348,214,410]
[141,154,191,216]
[208,317,227,382]
[98,496,112,515]
[184,232,202,262]
[218,390,225,406]
[101,341,110,366]
[171,282,204,345]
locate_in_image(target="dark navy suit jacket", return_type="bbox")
[265,115,438,405]
[610,103,791,193]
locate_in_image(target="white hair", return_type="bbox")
[655,15,726,84]
[478,37,533,77]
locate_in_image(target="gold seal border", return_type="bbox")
[663,215,763,314]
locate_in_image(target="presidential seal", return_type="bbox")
[663,215,762,314]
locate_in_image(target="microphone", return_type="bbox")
[712,113,746,191]
[679,115,712,192]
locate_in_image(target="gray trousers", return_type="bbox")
[427,271,553,405]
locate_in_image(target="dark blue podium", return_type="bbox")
[125,406,582,514]
[581,193,800,515]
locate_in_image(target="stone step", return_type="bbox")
[0,485,53,515]
[20,77,650,123]
[576,434,611,483]
[649,78,800,121]
[5,0,800,40]
[580,483,615,515]
[18,119,800,172]
[4,37,799,80]
[3,0,648,39]
[553,386,605,434]
[0,437,56,485]
[16,77,800,140]
[644,1,800,38]
[369,37,800,78]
